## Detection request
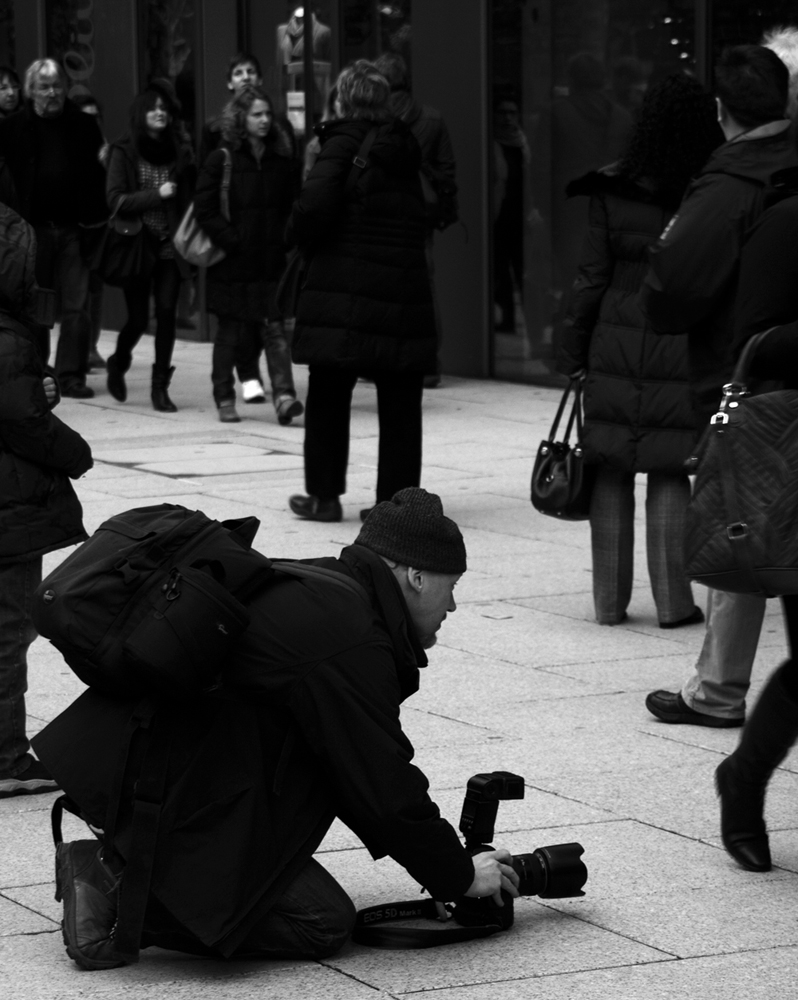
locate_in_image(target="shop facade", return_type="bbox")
[3,1,797,382]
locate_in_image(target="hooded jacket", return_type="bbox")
[287,118,436,373]
[641,121,798,417]
[558,169,696,472]
[0,204,92,564]
[33,545,474,956]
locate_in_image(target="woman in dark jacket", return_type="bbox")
[194,85,302,424]
[287,60,435,523]
[714,190,798,874]
[557,74,722,626]
[105,86,195,412]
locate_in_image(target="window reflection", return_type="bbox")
[491,0,698,383]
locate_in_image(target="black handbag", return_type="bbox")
[531,378,596,520]
[90,203,156,287]
[684,327,798,596]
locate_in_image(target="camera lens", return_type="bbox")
[533,843,587,899]
[510,851,547,896]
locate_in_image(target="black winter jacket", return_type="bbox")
[0,100,107,225]
[194,140,296,321]
[0,205,92,564]
[288,118,436,373]
[33,545,474,955]
[558,170,696,472]
[106,134,196,277]
[641,121,798,418]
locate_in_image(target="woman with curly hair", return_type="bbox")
[556,74,723,627]
[194,85,302,424]
[105,85,195,411]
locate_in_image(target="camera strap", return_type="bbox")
[351,899,504,950]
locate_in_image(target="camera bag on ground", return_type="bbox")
[684,328,798,596]
[32,502,369,968]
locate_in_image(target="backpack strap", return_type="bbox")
[344,127,379,198]
[351,898,503,949]
[233,560,372,608]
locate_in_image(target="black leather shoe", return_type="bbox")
[289,495,342,522]
[645,690,743,728]
[106,356,126,402]
[715,756,771,871]
[61,381,94,399]
[659,605,705,629]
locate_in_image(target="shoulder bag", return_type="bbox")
[173,147,232,268]
[275,126,379,319]
[531,378,596,520]
[89,203,157,287]
[684,327,798,596]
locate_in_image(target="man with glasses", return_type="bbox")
[0,59,106,396]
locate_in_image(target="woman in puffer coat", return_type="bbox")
[557,74,722,626]
[194,85,302,425]
[286,60,435,523]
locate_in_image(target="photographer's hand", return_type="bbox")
[465,849,520,907]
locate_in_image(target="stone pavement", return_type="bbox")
[1,332,796,1000]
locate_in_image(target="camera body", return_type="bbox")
[452,771,587,930]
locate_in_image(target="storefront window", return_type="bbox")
[137,0,198,140]
[341,1,411,70]
[490,0,698,383]
[276,1,333,136]
[45,0,98,100]
[0,0,14,71]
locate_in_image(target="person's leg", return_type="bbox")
[234,321,264,390]
[32,224,57,365]
[0,559,43,778]
[234,858,356,960]
[681,590,767,718]
[52,226,91,391]
[645,472,697,624]
[716,604,798,872]
[107,276,150,401]
[264,282,303,423]
[304,366,357,500]
[211,316,243,408]
[151,258,181,372]
[372,371,424,503]
[589,466,635,625]
[87,269,105,367]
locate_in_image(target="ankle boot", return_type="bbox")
[106,355,127,402]
[151,365,177,412]
[715,660,798,871]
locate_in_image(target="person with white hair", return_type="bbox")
[0,58,106,397]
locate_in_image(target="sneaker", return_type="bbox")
[218,401,241,423]
[276,395,304,426]
[242,379,266,404]
[645,690,743,728]
[289,494,342,522]
[0,756,59,798]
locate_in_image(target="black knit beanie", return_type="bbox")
[355,488,467,574]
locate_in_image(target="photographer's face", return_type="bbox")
[405,570,461,650]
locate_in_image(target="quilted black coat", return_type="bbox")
[194,140,297,321]
[558,170,697,473]
[287,118,436,373]
[0,205,92,564]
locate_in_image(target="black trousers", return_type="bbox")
[304,365,424,503]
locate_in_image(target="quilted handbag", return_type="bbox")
[173,147,231,268]
[684,327,798,596]
[531,378,596,521]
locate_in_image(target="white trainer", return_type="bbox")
[242,380,266,403]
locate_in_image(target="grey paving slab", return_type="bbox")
[140,454,305,475]
[0,895,56,935]
[408,948,798,1000]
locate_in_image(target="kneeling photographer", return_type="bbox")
[35,488,584,965]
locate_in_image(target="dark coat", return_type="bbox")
[106,134,196,278]
[0,205,92,564]
[0,100,107,225]
[641,121,798,419]
[33,545,473,956]
[287,118,436,373]
[194,140,296,321]
[558,170,696,472]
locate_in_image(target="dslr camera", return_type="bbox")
[452,770,587,931]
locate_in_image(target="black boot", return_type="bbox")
[151,365,177,413]
[715,660,798,872]
[106,354,127,402]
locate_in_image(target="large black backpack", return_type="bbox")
[32,502,365,698]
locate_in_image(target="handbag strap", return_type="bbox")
[547,379,584,445]
[344,127,379,197]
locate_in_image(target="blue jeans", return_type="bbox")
[590,467,696,625]
[0,558,42,775]
[34,224,91,386]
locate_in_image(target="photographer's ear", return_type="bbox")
[405,567,424,594]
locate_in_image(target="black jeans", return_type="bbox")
[114,258,181,373]
[304,365,424,502]
[34,223,91,384]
